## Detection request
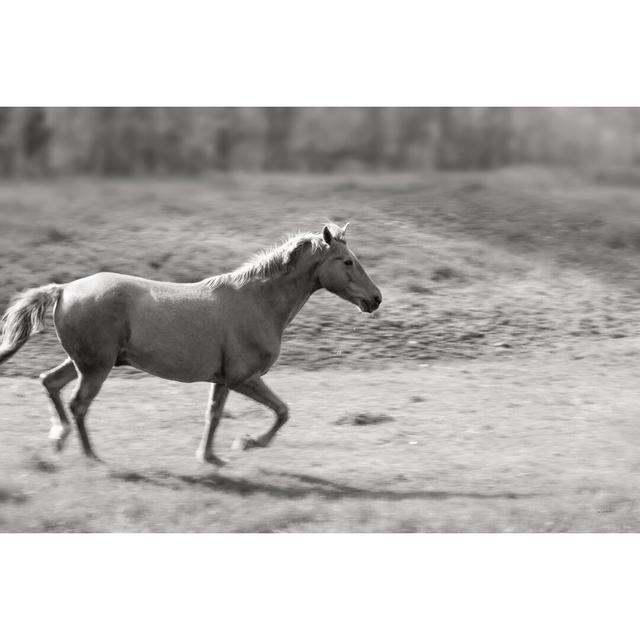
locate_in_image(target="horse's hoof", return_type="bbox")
[195,450,227,466]
[49,425,70,452]
[232,435,265,451]
[231,436,249,451]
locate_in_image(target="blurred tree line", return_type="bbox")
[1,107,640,176]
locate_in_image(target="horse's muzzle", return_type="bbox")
[360,292,382,313]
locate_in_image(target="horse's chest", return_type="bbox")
[246,340,280,373]
[257,345,279,373]
[222,330,281,384]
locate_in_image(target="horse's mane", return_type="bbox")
[205,224,346,289]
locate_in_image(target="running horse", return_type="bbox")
[0,223,381,464]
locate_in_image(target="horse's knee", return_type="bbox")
[39,372,55,395]
[69,395,86,420]
[40,363,75,395]
[276,404,289,425]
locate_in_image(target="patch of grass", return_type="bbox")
[603,224,640,251]
[394,518,422,533]
[40,518,90,533]
[147,252,173,270]
[334,412,395,426]
[0,486,28,504]
[406,281,434,295]
[30,227,74,246]
[505,229,534,244]
[458,180,485,193]
[589,166,640,188]
[27,454,58,474]
[431,265,464,282]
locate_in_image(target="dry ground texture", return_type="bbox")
[2,167,640,531]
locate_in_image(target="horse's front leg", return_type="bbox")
[196,382,229,465]
[231,375,289,450]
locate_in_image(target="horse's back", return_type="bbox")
[59,271,208,309]
[58,271,172,325]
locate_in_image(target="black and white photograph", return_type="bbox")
[5,106,640,534]
[2,2,640,638]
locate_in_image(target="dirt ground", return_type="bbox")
[2,169,640,531]
[2,338,640,532]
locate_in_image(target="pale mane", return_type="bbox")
[204,225,345,289]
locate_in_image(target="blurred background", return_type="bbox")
[2,107,640,177]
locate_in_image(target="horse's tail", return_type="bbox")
[0,284,63,366]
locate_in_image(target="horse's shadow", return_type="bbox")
[109,467,540,502]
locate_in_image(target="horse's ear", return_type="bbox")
[341,222,350,237]
[322,225,333,245]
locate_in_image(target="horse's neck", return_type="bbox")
[259,253,322,331]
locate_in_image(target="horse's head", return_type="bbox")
[317,223,382,313]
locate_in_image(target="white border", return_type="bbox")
[2,0,640,105]
[2,534,639,639]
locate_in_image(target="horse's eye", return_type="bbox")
[344,259,353,266]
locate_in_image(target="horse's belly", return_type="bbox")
[124,307,223,383]
[123,348,218,383]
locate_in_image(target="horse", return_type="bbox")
[0,222,382,464]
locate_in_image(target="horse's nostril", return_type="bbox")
[374,295,382,306]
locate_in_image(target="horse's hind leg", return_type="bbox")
[39,358,78,451]
[196,383,229,465]
[69,367,111,460]
[231,375,289,451]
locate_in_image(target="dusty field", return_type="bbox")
[2,168,640,531]
[2,340,640,532]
